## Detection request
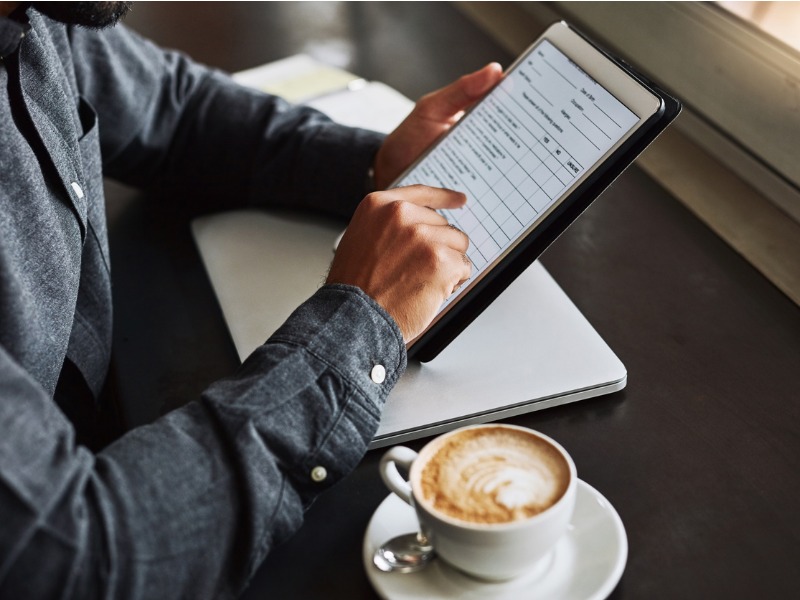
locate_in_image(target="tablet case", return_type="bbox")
[408,23,682,362]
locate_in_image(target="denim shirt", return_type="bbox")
[0,8,405,599]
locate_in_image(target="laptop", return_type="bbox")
[191,57,626,448]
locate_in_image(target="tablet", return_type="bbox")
[400,22,681,362]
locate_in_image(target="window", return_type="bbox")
[718,1,800,53]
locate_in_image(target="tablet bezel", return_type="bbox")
[403,22,680,361]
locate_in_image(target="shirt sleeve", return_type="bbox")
[68,22,384,219]
[0,285,406,598]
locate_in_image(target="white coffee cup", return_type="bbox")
[379,424,577,581]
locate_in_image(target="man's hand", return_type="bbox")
[327,65,503,342]
[326,186,471,342]
[372,62,503,190]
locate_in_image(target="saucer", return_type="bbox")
[363,479,627,600]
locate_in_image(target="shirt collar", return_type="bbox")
[0,6,31,61]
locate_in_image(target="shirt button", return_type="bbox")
[371,364,386,384]
[310,466,327,483]
[70,182,85,199]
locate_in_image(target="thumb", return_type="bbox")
[416,62,503,122]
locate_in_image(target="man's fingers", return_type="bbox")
[417,62,503,121]
[443,223,470,253]
[387,184,467,211]
[379,187,470,253]
[414,222,470,253]
[443,247,473,295]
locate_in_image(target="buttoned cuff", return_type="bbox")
[267,284,407,408]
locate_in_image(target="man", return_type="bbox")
[0,1,502,598]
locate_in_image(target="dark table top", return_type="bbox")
[108,3,800,599]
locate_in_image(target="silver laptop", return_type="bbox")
[191,208,625,449]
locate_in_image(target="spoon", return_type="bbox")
[373,531,436,573]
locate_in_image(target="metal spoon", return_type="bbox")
[373,531,436,573]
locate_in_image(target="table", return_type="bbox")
[110,3,800,598]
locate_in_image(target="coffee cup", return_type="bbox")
[379,424,577,581]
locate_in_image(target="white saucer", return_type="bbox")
[363,479,627,600]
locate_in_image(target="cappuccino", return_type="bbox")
[417,426,570,524]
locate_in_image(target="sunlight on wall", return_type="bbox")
[718,1,800,52]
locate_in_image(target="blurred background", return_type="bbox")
[122,2,513,101]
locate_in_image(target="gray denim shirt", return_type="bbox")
[0,8,405,599]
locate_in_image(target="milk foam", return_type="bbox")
[419,428,570,524]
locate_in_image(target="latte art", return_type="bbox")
[419,427,570,524]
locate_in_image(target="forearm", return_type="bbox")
[69,23,383,219]
[146,70,384,219]
[0,286,405,599]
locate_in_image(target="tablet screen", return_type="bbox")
[395,38,642,319]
